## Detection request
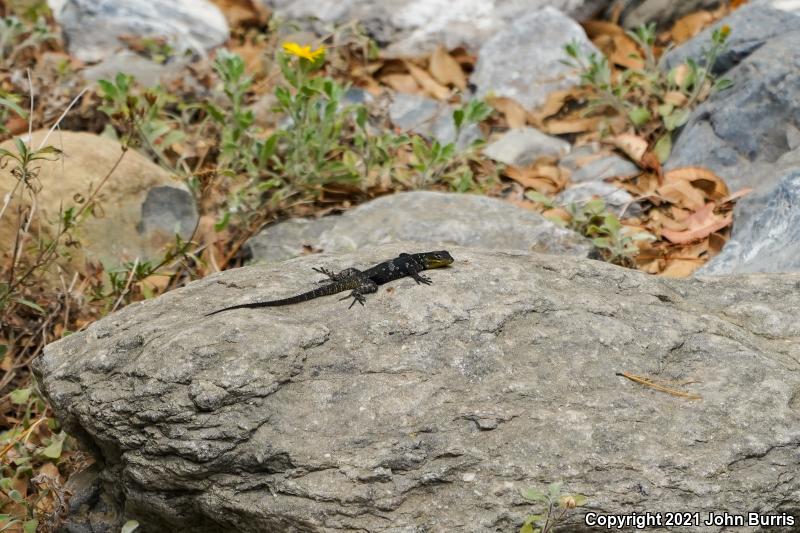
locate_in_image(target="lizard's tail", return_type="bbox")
[205,279,359,315]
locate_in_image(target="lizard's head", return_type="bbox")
[422,250,454,269]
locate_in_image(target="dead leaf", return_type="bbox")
[660,259,704,277]
[719,187,752,204]
[544,117,601,135]
[661,205,733,244]
[403,61,451,100]
[613,133,648,163]
[609,33,644,70]
[657,180,706,210]
[488,97,528,128]
[381,73,421,93]
[429,46,467,90]
[671,11,714,44]
[664,166,729,198]
[708,232,727,255]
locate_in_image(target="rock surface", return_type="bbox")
[471,7,600,111]
[388,93,481,149]
[482,127,570,166]
[568,154,640,183]
[0,131,198,269]
[248,191,593,263]
[48,0,229,63]
[700,170,800,274]
[36,246,800,532]
[555,180,640,217]
[261,0,610,56]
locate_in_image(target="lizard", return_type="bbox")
[205,250,454,315]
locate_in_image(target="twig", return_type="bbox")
[617,371,701,400]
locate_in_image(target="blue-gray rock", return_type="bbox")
[555,181,641,217]
[388,93,482,149]
[483,127,570,166]
[666,29,800,192]
[569,154,640,183]
[471,7,600,111]
[699,170,800,275]
[260,0,611,56]
[248,191,593,262]
[48,0,229,63]
[663,4,800,73]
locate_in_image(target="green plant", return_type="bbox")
[526,192,653,266]
[0,90,27,136]
[564,23,732,161]
[519,482,587,533]
[0,15,56,68]
[97,73,186,164]
[410,99,493,191]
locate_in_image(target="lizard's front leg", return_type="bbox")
[339,278,378,308]
[404,261,432,285]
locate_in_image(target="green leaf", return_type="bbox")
[547,482,563,499]
[653,133,672,164]
[522,488,546,501]
[14,298,44,314]
[121,520,140,533]
[0,345,6,358]
[713,78,733,92]
[572,494,588,506]
[663,108,689,131]
[593,237,611,249]
[214,211,231,232]
[22,520,38,533]
[39,431,66,459]
[10,388,31,404]
[524,190,555,208]
[0,97,27,118]
[628,106,651,127]
[8,489,23,503]
[657,103,673,118]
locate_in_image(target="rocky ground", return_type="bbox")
[1,0,799,531]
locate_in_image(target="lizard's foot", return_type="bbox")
[339,291,366,309]
[312,267,338,282]
[413,274,432,285]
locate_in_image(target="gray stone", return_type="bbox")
[557,141,602,172]
[48,0,229,63]
[482,127,570,166]
[556,181,641,217]
[261,0,611,56]
[471,7,600,111]
[699,170,800,274]
[36,245,800,532]
[388,93,482,149]
[663,4,800,74]
[248,191,593,262]
[615,0,721,30]
[82,51,188,88]
[569,154,640,183]
[666,29,800,193]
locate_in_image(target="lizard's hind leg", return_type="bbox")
[313,267,362,283]
[339,279,378,308]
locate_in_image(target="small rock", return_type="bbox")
[248,191,592,262]
[81,51,188,88]
[388,92,482,148]
[557,142,602,172]
[569,154,639,183]
[483,127,570,166]
[0,131,198,270]
[471,7,599,111]
[49,0,229,63]
[698,170,800,274]
[556,181,640,217]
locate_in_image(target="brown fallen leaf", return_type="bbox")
[719,187,753,204]
[660,258,704,278]
[610,33,644,70]
[664,167,729,198]
[404,61,451,100]
[544,116,602,135]
[671,11,714,44]
[657,179,706,210]
[488,97,529,128]
[661,204,733,244]
[613,133,648,163]
[429,45,467,90]
[381,73,421,93]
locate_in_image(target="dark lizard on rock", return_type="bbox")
[206,250,454,315]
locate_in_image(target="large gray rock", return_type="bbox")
[261,0,610,56]
[248,191,593,263]
[35,246,800,532]
[666,28,800,193]
[48,0,229,63]
[471,7,600,111]
[663,4,800,74]
[700,170,800,274]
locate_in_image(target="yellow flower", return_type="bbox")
[282,42,325,61]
